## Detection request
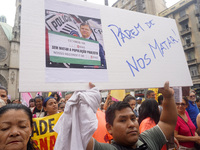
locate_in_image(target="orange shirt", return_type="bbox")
[92,109,113,143]
[139,117,167,150]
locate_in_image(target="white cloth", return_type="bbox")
[54,87,101,150]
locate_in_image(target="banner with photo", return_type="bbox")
[19,0,192,92]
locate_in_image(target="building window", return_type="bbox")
[198,16,200,24]
[190,66,199,76]
[0,46,7,61]
[181,23,188,30]
[186,51,195,61]
[179,10,186,18]
[184,35,191,45]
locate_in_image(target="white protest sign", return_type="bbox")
[19,0,192,92]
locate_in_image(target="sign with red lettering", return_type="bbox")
[32,113,62,150]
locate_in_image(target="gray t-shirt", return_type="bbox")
[94,125,167,150]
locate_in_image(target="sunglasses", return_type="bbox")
[190,95,196,98]
[176,103,186,106]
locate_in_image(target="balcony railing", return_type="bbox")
[187,59,197,66]
[183,42,195,51]
[178,14,189,23]
[180,27,191,36]
[192,75,200,80]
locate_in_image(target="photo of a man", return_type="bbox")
[79,22,106,68]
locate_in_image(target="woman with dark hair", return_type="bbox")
[138,99,160,131]
[43,96,58,116]
[32,96,46,118]
[50,92,60,103]
[158,95,164,114]
[58,102,65,113]
[138,99,167,150]
[0,104,39,150]
[123,94,138,117]
[29,98,35,112]
[175,97,200,149]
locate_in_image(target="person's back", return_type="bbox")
[138,99,167,150]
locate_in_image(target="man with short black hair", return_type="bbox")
[0,86,8,104]
[146,90,155,100]
[86,82,177,150]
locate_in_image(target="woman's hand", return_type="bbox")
[194,135,200,144]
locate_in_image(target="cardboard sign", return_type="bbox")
[32,113,62,150]
[19,0,192,92]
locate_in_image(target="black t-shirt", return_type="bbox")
[32,107,46,118]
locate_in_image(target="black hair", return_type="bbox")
[50,92,60,102]
[34,95,44,101]
[58,102,65,109]
[0,86,8,95]
[7,99,11,104]
[146,90,154,96]
[183,96,189,106]
[29,98,35,103]
[158,95,163,105]
[0,104,38,150]
[138,99,160,125]
[123,94,136,103]
[106,101,133,126]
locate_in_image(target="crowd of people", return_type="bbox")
[0,82,200,150]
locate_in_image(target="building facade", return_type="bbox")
[112,0,166,15]
[159,0,200,94]
[0,0,21,100]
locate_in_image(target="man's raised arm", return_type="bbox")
[158,81,177,139]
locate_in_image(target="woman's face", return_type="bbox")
[44,98,58,115]
[176,99,187,114]
[58,103,65,112]
[35,98,43,109]
[29,102,35,108]
[59,98,65,104]
[0,109,32,150]
[129,99,136,110]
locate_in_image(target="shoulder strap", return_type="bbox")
[178,114,193,136]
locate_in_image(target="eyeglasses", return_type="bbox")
[190,95,196,98]
[176,103,186,106]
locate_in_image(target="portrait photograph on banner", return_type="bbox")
[45,0,108,83]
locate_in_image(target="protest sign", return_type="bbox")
[19,0,192,92]
[32,113,62,150]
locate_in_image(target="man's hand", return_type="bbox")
[158,81,177,140]
[89,82,95,89]
[159,81,174,99]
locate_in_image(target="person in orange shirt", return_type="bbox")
[92,108,113,143]
[138,99,167,150]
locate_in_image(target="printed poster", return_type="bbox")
[45,0,108,82]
